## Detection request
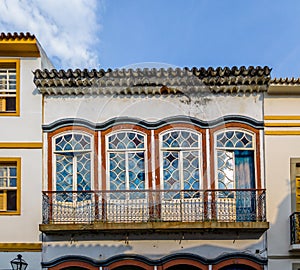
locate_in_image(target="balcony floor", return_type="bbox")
[39,221,269,239]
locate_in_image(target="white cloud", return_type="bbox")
[0,0,102,69]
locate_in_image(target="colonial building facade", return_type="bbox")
[2,32,299,270]
[34,65,269,270]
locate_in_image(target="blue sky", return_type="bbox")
[1,0,300,78]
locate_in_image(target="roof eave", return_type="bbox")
[37,84,268,95]
[268,84,300,95]
[0,39,40,57]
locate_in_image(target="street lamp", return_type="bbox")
[10,254,28,270]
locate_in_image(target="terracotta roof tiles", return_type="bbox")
[0,32,36,41]
[34,66,271,95]
[271,77,300,85]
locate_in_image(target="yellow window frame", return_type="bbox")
[0,158,21,215]
[0,59,20,116]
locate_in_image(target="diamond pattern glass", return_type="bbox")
[216,130,253,148]
[55,134,91,152]
[162,130,199,148]
[161,130,201,199]
[55,133,92,200]
[108,131,146,199]
[56,155,73,192]
[215,129,255,206]
[108,132,144,149]
[183,151,200,191]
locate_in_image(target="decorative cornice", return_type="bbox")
[34,66,271,95]
[42,115,264,133]
[41,252,267,268]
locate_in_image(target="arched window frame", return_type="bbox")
[213,258,263,270]
[47,260,98,270]
[209,122,261,191]
[105,129,148,193]
[213,128,256,190]
[158,258,208,270]
[52,130,94,192]
[159,128,203,192]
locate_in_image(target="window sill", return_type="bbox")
[0,211,20,215]
[0,112,20,117]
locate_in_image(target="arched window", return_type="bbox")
[215,129,255,190]
[106,130,147,222]
[214,129,256,221]
[160,129,202,192]
[107,130,147,194]
[54,133,93,194]
[160,129,202,221]
[52,132,93,223]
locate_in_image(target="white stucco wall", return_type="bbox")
[44,93,263,124]
[0,56,44,269]
[0,148,42,242]
[0,57,42,142]
[42,237,265,263]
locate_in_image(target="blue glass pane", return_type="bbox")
[64,134,72,142]
[128,152,145,190]
[9,167,16,176]
[226,131,234,139]
[9,178,16,187]
[225,141,234,148]
[109,152,126,190]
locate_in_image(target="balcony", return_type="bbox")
[40,189,268,238]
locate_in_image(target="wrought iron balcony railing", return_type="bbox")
[42,189,266,224]
[290,212,300,244]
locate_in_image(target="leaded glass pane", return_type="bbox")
[109,153,126,191]
[77,153,91,191]
[128,152,145,199]
[162,130,199,148]
[56,155,73,191]
[55,134,91,152]
[217,150,234,190]
[161,130,201,200]
[128,152,145,189]
[54,133,92,201]
[182,151,200,190]
[163,151,180,190]
[216,131,253,148]
[108,132,144,149]
[108,131,146,200]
